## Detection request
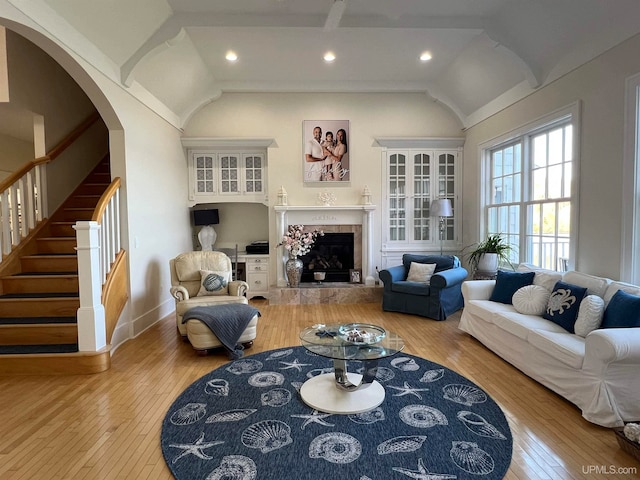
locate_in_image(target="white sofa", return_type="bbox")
[459,265,640,427]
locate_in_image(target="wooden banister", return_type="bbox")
[92,177,121,222]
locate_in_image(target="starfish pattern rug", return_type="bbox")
[161,347,512,479]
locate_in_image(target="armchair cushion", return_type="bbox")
[198,269,231,296]
[392,281,431,295]
[406,262,437,283]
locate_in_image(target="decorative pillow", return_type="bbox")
[512,285,551,315]
[406,262,437,284]
[542,281,588,333]
[601,289,640,329]
[574,295,605,337]
[489,270,535,304]
[197,270,231,296]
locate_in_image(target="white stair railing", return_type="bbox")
[0,160,47,257]
[75,178,121,352]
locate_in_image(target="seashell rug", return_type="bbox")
[161,347,512,479]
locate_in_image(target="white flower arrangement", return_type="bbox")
[277,224,324,257]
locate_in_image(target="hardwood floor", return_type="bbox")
[0,300,637,479]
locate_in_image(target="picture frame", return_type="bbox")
[349,268,362,284]
[302,120,350,184]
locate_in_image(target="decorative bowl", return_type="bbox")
[338,323,386,344]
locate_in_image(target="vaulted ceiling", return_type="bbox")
[8,0,640,129]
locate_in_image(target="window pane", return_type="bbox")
[533,168,546,200]
[533,135,547,168]
[548,129,563,164]
[548,164,563,198]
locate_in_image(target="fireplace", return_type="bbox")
[301,233,354,283]
[274,204,376,287]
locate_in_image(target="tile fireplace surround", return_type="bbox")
[273,204,378,304]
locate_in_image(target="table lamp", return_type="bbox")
[193,208,219,251]
[430,199,453,255]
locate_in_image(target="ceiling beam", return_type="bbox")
[324,0,347,31]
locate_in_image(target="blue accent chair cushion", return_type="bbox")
[379,254,468,320]
[601,289,640,329]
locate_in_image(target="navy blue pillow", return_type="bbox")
[489,270,535,304]
[601,290,640,329]
[542,281,587,333]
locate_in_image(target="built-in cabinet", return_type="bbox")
[188,150,267,204]
[376,138,464,269]
[182,138,274,206]
[242,254,269,299]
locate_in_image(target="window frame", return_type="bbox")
[479,102,581,271]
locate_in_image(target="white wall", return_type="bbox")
[184,92,464,285]
[0,132,31,181]
[6,30,101,212]
[463,33,640,280]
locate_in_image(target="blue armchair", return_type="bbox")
[379,254,468,320]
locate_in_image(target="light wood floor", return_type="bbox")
[0,301,637,480]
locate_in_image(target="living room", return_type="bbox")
[1,1,640,478]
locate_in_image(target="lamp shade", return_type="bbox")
[431,199,453,217]
[192,208,219,226]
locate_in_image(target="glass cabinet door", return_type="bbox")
[219,154,240,194]
[195,154,215,194]
[243,154,264,194]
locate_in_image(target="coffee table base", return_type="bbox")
[300,373,385,414]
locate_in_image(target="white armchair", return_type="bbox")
[169,251,249,337]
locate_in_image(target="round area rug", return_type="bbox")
[161,347,512,479]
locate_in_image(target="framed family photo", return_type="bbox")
[303,120,350,184]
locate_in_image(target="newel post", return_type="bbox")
[74,221,107,351]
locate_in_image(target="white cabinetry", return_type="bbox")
[182,138,274,206]
[244,255,269,299]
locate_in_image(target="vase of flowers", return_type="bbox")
[278,224,323,287]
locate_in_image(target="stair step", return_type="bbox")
[20,254,78,273]
[62,207,94,221]
[36,237,77,254]
[1,274,79,294]
[0,296,79,317]
[75,183,109,195]
[0,349,111,375]
[0,323,78,345]
[65,194,101,208]
[49,222,76,236]
[0,316,76,325]
[0,344,78,354]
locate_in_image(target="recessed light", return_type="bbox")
[226,51,238,62]
[420,51,432,62]
[324,51,336,62]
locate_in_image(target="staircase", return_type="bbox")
[0,159,112,374]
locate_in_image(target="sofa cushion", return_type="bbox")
[528,329,586,369]
[512,285,551,315]
[601,289,640,329]
[603,281,640,306]
[406,262,437,284]
[464,299,517,324]
[562,271,609,297]
[489,270,535,304]
[198,270,231,296]
[493,311,568,340]
[517,263,563,291]
[542,281,587,333]
[391,281,431,295]
[574,295,605,337]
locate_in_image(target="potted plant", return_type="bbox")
[466,234,515,273]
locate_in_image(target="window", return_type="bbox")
[483,105,578,270]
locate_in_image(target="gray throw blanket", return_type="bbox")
[182,304,260,359]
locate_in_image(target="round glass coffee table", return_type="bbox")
[299,323,404,414]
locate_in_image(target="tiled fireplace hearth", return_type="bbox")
[272,204,380,304]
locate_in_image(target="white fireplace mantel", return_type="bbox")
[274,204,376,287]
